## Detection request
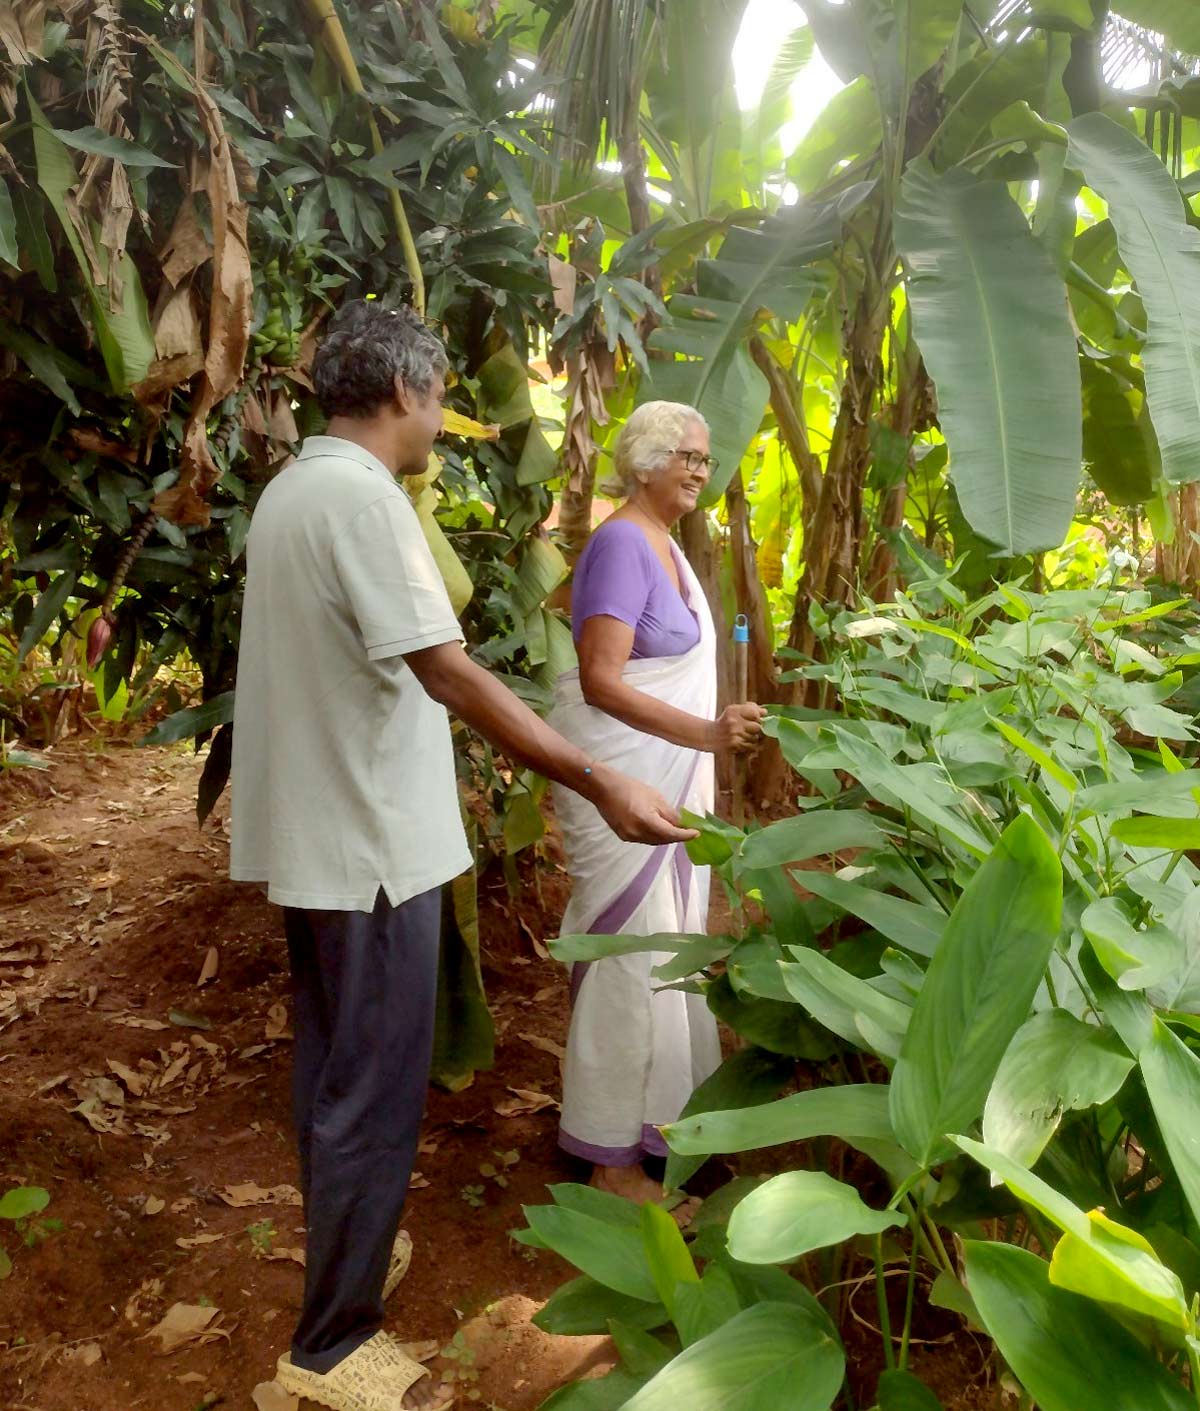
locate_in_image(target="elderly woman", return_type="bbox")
[550,400,765,1207]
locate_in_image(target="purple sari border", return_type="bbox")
[558,1124,670,1167]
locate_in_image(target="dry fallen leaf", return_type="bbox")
[252,1382,299,1411]
[494,1087,559,1118]
[107,1059,147,1096]
[176,1231,225,1249]
[143,1195,166,1216]
[263,1245,305,1266]
[532,985,559,1003]
[62,1342,103,1367]
[89,869,121,891]
[145,1302,232,1354]
[409,1172,430,1190]
[416,1136,440,1156]
[219,1182,302,1209]
[519,917,551,960]
[264,1002,291,1041]
[112,1014,169,1031]
[197,946,219,986]
[177,1371,207,1385]
[517,1031,566,1060]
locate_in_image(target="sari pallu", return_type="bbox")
[549,551,721,1165]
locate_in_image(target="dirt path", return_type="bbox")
[0,741,613,1410]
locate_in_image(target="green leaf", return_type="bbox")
[53,125,177,168]
[877,1369,945,1411]
[0,180,17,267]
[539,1366,649,1411]
[672,1268,741,1349]
[965,1241,1193,1411]
[705,973,836,1060]
[889,815,1063,1167]
[726,1171,901,1264]
[1080,358,1159,505]
[17,571,76,663]
[779,949,911,1060]
[1113,816,1200,850]
[609,1321,674,1378]
[550,933,720,965]
[894,161,1081,554]
[739,809,886,871]
[0,1187,49,1221]
[620,1302,844,1411]
[641,1202,699,1317]
[664,1084,894,1157]
[521,1204,659,1302]
[1067,114,1200,485]
[1140,1017,1200,1233]
[663,1047,793,1192]
[534,1277,667,1336]
[954,1136,1189,1332]
[795,872,945,959]
[982,1010,1135,1168]
[141,692,235,746]
[1108,0,1200,53]
[29,91,155,391]
[324,174,357,245]
[1081,897,1183,991]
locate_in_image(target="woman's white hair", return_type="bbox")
[603,400,708,498]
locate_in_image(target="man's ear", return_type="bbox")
[392,373,413,414]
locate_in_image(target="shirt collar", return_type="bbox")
[296,435,396,485]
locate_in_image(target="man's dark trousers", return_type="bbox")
[283,885,441,1373]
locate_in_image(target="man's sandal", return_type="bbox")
[383,1229,413,1301]
[277,1330,452,1411]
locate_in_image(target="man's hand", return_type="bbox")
[588,767,699,845]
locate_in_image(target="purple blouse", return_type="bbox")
[571,519,701,660]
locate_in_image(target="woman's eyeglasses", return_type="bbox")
[670,448,719,476]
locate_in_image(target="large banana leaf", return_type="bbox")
[645,186,869,504]
[894,160,1082,555]
[1080,357,1159,504]
[1110,0,1200,53]
[1067,113,1200,485]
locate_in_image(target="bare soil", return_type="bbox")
[0,740,1003,1411]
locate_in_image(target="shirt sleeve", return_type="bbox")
[571,521,654,634]
[332,492,464,660]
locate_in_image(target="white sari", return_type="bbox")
[549,547,721,1165]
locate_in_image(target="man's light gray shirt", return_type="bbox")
[230,435,471,910]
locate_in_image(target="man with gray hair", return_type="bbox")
[230,300,694,1411]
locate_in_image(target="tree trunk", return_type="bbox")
[1156,485,1200,591]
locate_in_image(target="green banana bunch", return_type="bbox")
[250,254,305,366]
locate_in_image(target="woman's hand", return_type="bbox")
[708,703,767,753]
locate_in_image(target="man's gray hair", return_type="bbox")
[605,400,708,498]
[313,300,449,418]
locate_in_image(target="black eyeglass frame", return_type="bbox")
[668,447,719,476]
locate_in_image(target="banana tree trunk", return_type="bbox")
[787,223,896,693]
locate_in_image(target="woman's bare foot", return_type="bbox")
[592,1163,667,1203]
[590,1164,701,1228]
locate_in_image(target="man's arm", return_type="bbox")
[404,641,697,845]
